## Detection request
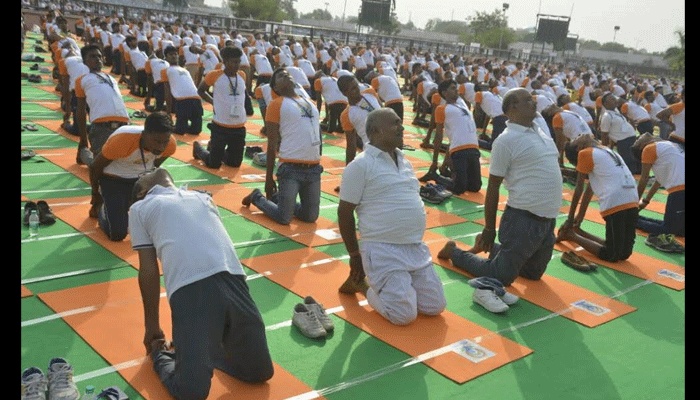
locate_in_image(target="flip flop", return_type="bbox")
[21,149,36,161]
[23,124,39,131]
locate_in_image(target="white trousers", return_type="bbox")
[360,241,447,325]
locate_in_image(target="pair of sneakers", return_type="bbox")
[468,277,519,314]
[420,183,452,204]
[23,200,56,226]
[645,234,684,253]
[292,296,335,339]
[21,358,79,400]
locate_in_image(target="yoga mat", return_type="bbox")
[37,278,324,400]
[22,285,33,298]
[240,247,533,384]
[207,183,345,247]
[422,230,637,328]
[169,144,269,183]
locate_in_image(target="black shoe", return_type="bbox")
[23,201,38,226]
[36,200,56,225]
[245,146,263,159]
[192,141,203,160]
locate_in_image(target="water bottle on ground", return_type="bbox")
[28,210,39,238]
[81,385,96,400]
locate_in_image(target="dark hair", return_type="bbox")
[557,93,569,107]
[337,75,355,93]
[220,45,242,60]
[438,79,456,98]
[163,45,178,56]
[137,41,150,52]
[80,44,101,59]
[143,111,174,134]
[564,141,579,166]
[269,68,287,95]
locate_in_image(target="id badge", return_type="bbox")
[310,123,321,147]
[230,103,243,119]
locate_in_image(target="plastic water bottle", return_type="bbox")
[28,210,39,238]
[81,385,96,400]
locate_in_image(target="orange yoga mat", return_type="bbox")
[35,148,90,183]
[207,183,345,247]
[21,285,33,298]
[168,144,270,183]
[422,230,637,328]
[472,213,685,291]
[240,247,533,384]
[48,196,140,268]
[37,278,324,400]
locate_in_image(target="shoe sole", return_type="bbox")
[645,241,684,253]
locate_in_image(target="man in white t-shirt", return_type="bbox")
[162,45,204,135]
[438,88,562,312]
[130,168,274,400]
[557,134,639,262]
[598,93,640,174]
[337,108,447,325]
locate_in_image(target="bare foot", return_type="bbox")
[470,233,485,254]
[437,241,456,259]
[555,225,572,243]
[242,188,261,207]
[88,204,100,219]
[334,185,340,193]
[338,276,369,295]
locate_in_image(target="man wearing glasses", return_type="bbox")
[89,112,177,241]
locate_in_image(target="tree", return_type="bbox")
[230,0,293,22]
[280,0,298,20]
[464,9,510,49]
[300,8,332,21]
[663,29,684,76]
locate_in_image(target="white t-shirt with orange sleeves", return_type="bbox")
[180,45,200,66]
[641,140,685,193]
[204,69,248,128]
[599,110,636,142]
[129,49,148,71]
[552,110,593,140]
[340,93,381,146]
[314,76,348,106]
[199,46,221,76]
[100,125,177,179]
[285,66,311,88]
[370,75,403,106]
[161,65,200,100]
[351,55,367,71]
[434,98,479,154]
[294,59,316,78]
[145,58,170,84]
[620,101,650,123]
[576,146,639,217]
[265,96,321,164]
[417,80,438,104]
[58,55,89,91]
[562,101,594,125]
[74,72,129,124]
[667,102,685,142]
[475,91,503,118]
[458,82,476,104]
[644,101,663,123]
[250,53,273,77]
[578,84,596,108]
[274,50,294,68]
[255,83,274,105]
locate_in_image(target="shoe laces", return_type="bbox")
[22,370,47,398]
[47,363,74,391]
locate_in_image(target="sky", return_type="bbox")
[202,0,684,54]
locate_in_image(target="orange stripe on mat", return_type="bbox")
[240,247,533,384]
[35,148,90,183]
[207,183,344,247]
[422,230,637,327]
[48,196,140,268]
[21,285,33,298]
[37,278,324,400]
[472,215,684,291]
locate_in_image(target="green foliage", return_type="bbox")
[230,0,291,22]
[300,8,333,21]
[663,29,684,75]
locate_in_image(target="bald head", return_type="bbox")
[366,108,404,151]
[502,88,537,126]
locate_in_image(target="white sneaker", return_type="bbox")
[21,367,47,400]
[292,303,327,339]
[499,292,519,306]
[473,289,509,313]
[46,358,80,400]
[304,296,334,332]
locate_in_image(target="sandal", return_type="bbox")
[23,124,39,131]
[131,110,148,118]
[561,251,595,272]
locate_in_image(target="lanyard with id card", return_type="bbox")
[291,97,321,147]
[93,72,123,111]
[601,147,636,189]
[226,73,244,120]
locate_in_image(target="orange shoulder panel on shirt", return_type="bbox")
[340,107,353,132]
[255,86,263,99]
[160,69,168,82]
[101,132,141,161]
[670,102,685,114]
[265,97,284,124]
[641,142,658,165]
[434,104,447,124]
[204,69,224,86]
[371,77,379,90]
[239,70,247,81]
[314,79,323,91]
[74,75,86,97]
[596,96,602,108]
[552,113,564,129]
[576,147,594,174]
[58,59,67,75]
[474,92,483,103]
[431,92,442,106]
[458,85,465,95]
